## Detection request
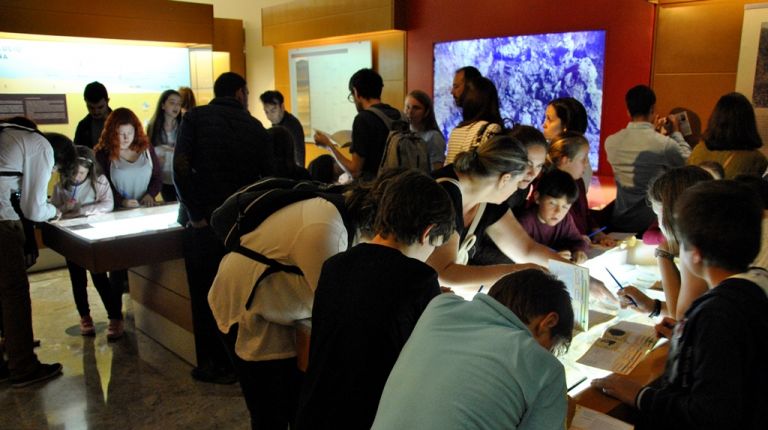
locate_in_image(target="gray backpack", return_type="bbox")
[366,107,432,174]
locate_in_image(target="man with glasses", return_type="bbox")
[314,68,401,181]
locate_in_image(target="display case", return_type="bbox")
[41,204,184,273]
[41,204,195,364]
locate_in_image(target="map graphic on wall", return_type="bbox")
[434,30,606,169]
[753,23,768,108]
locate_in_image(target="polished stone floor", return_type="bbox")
[0,269,250,430]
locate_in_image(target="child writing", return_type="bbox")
[51,146,124,340]
[296,169,456,430]
[518,169,589,263]
[593,180,768,429]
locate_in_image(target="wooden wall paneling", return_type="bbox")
[262,0,403,46]
[652,0,766,130]
[214,18,246,77]
[0,0,213,44]
[273,31,406,112]
[272,31,405,165]
[654,1,745,74]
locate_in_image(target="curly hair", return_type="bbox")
[94,107,150,160]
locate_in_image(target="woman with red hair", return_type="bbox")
[95,108,162,208]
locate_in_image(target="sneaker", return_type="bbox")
[80,315,95,336]
[106,319,124,341]
[10,363,63,388]
[190,366,237,385]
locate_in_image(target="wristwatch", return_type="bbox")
[654,247,675,261]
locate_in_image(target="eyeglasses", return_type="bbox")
[347,92,355,103]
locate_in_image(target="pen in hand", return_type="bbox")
[605,267,637,307]
[588,226,607,238]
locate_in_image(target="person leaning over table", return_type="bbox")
[428,133,616,302]
[593,180,768,430]
[372,269,575,430]
[615,166,713,320]
[1,121,77,387]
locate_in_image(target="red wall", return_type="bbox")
[405,0,656,176]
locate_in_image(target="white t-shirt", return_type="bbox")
[208,197,348,361]
[0,125,56,222]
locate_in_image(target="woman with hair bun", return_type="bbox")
[429,134,614,301]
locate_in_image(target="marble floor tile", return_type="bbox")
[0,269,250,430]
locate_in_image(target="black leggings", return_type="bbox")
[66,260,123,320]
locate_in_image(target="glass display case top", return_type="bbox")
[51,203,182,242]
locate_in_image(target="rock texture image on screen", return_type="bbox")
[433,31,606,169]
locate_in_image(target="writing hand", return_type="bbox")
[618,286,654,313]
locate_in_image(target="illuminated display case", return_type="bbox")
[41,204,183,273]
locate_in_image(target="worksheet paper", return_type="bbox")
[549,260,590,331]
[570,405,634,430]
[576,321,657,375]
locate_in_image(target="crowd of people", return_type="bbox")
[1,65,767,430]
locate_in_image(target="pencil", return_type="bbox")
[605,267,637,306]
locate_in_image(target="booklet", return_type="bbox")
[314,129,352,148]
[549,259,590,331]
[570,405,634,430]
[576,321,658,375]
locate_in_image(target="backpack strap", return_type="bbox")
[366,106,404,130]
[235,245,304,310]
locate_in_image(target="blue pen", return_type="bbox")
[477,285,484,293]
[588,226,607,238]
[605,267,637,306]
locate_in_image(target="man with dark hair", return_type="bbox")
[1,123,77,387]
[174,71,274,384]
[296,170,455,429]
[314,68,401,180]
[452,65,482,107]
[594,180,768,430]
[260,90,305,167]
[372,269,573,429]
[604,84,690,233]
[74,81,112,148]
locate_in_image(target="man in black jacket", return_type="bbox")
[174,72,275,384]
[73,82,112,149]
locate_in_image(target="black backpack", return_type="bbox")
[366,106,432,174]
[210,177,354,309]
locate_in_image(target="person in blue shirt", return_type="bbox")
[372,269,574,430]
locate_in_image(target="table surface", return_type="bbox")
[49,203,182,243]
[41,203,185,272]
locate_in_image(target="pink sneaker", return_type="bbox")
[80,316,95,336]
[107,319,124,341]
